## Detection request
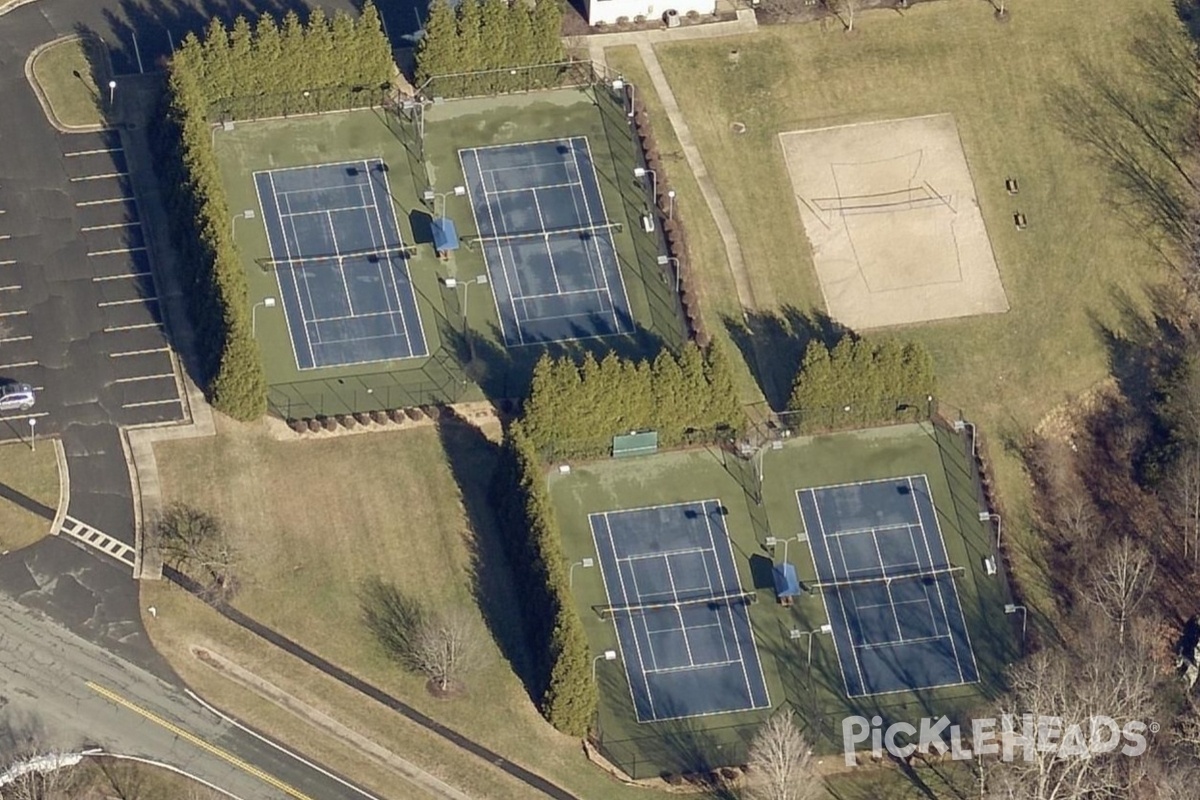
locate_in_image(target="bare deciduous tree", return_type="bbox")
[1086,537,1155,645]
[745,710,823,800]
[154,502,238,600]
[985,613,1159,800]
[1165,444,1200,567]
[0,751,83,800]
[825,0,859,32]
[410,608,483,693]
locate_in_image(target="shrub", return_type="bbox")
[307,418,322,433]
[322,416,338,432]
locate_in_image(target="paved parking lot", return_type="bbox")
[0,127,184,440]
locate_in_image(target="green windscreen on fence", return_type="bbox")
[613,431,659,458]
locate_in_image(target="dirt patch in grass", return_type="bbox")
[0,441,59,553]
[29,36,108,130]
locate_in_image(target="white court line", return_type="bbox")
[0,260,15,266]
[474,151,525,346]
[307,309,401,325]
[81,221,140,232]
[908,475,978,683]
[254,173,303,372]
[618,545,708,563]
[486,180,583,195]
[113,373,174,384]
[280,204,376,218]
[0,360,37,369]
[104,323,161,332]
[98,297,157,307]
[0,285,20,292]
[65,147,121,157]
[76,198,128,207]
[531,186,560,293]
[855,633,951,652]
[806,489,868,695]
[110,347,168,358]
[600,510,657,720]
[870,533,906,644]
[0,335,32,344]
[0,235,11,241]
[663,557,696,669]
[326,210,356,318]
[0,310,27,317]
[701,501,757,706]
[827,522,922,539]
[122,398,182,409]
[270,171,317,367]
[93,272,152,282]
[645,659,742,676]
[369,161,416,347]
[578,137,631,335]
[70,172,128,182]
[88,246,147,257]
[358,166,401,339]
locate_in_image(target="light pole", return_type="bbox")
[953,418,977,456]
[791,623,834,666]
[442,274,489,334]
[231,209,255,239]
[633,167,656,207]
[612,77,635,118]
[656,255,681,293]
[569,557,594,589]
[423,185,467,220]
[592,650,617,682]
[107,80,117,105]
[1004,603,1027,649]
[27,417,35,452]
[980,511,1002,548]
[251,297,276,336]
[765,534,802,564]
[667,189,676,220]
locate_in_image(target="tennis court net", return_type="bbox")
[595,591,758,621]
[465,221,622,250]
[808,565,964,593]
[257,245,415,272]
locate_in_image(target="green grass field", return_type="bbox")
[214,84,685,417]
[550,421,1016,778]
[0,441,58,553]
[645,0,1180,616]
[30,36,107,130]
[148,416,683,800]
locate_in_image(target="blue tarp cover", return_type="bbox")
[432,217,459,252]
[773,562,800,598]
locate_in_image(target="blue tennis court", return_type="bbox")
[797,475,979,697]
[459,138,634,346]
[590,500,771,723]
[254,159,428,370]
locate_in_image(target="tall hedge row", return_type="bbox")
[787,338,936,432]
[522,342,744,458]
[153,4,394,419]
[415,0,564,96]
[490,425,597,736]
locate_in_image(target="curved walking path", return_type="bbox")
[588,10,762,313]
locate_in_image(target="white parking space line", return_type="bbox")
[65,148,122,157]
[93,271,152,283]
[0,360,37,369]
[0,310,27,318]
[98,297,157,307]
[70,172,129,182]
[122,398,181,409]
[110,347,168,358]
[0,411,48,422]
[0,235,11,241]
[0,335,32,344]
[76,198,128,207]
[0,285,20,292]
[104,323,160,332]
[81,221,141,232]
[88,246,147,257]
[113,373,174,384]
[0,260,15,267]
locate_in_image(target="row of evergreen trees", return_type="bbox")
[154,5,395,419]
[522,343,744,458]
[490,426,597,736]
[415,0,564,96]
[788,338,937,432]
[179,2,395,120]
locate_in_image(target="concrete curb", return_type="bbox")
[0,0,41,17]
[24,36,109,135]
[49,438,69,538]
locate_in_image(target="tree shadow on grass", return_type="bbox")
[724,306,848,411]
[434,408,542,702]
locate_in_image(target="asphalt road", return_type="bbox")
[0,574,381,800]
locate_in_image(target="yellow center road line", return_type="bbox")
[86,681,316,800]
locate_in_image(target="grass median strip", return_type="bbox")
[29,36,107,129]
